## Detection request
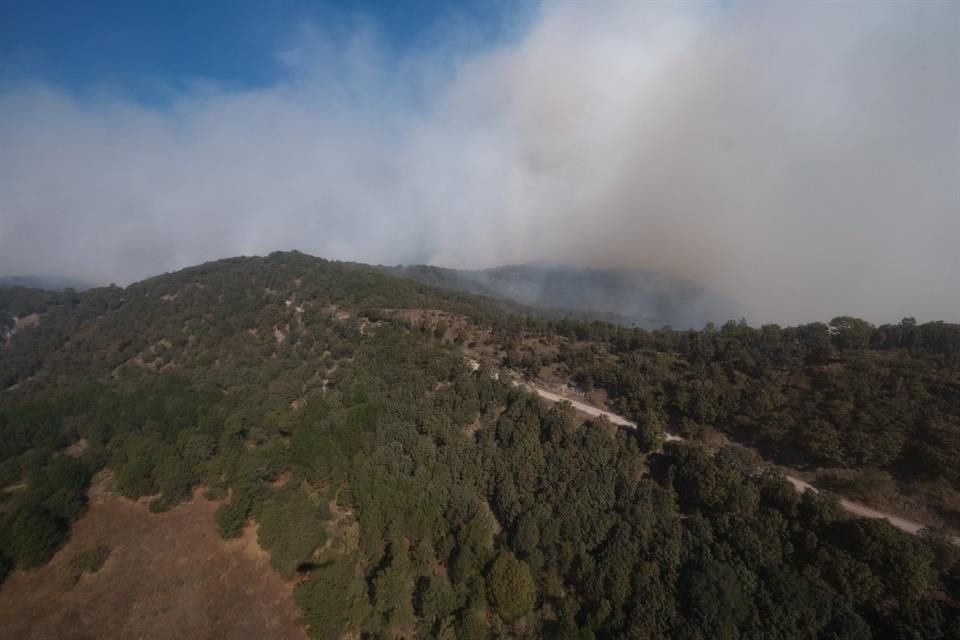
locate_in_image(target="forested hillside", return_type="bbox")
[524,316,960,531]
[1,251,959,639]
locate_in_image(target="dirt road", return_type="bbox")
[524,382,955,542]
[527,385,683,441]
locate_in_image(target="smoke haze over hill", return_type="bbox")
[1,1,957,324]
[391,263,737,329]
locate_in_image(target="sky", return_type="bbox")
[0,0,958,325]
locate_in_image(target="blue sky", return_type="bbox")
[1,0,526,101]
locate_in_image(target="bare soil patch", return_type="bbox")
[64,438,89,457]
[0,479,307,640]
[4,312,41,348]
[14,313,41,332]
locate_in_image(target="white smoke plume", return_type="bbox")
[1,1,957,324]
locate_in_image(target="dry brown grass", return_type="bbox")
[0,476,307,640]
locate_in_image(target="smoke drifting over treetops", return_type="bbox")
[1,1,957,325]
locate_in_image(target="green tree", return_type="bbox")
[2,507,65,568]
[257,486,330,578]
[214,501,248,539]
[295,556,371,639]
[487,551,536,623]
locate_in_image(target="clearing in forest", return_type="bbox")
[0,475,307,640]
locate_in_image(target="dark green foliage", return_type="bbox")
[1,506,65,568]
[369,541,416,629]
[487,551,535,623]
[257,485,330,578]
[558,315,960,495]
[678,560,751,638]
[27,455,91,521]
[294,556,371,639]
[2,252,958,638]
[214,501,248,539]
[415,575,458,635]
[0,552,11,584]
[0,441,92,572]
[112,439,159,499]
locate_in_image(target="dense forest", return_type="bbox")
[1,251,959,638]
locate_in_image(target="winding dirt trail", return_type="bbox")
[523,382,957,543]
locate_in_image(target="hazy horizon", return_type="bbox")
[2,1,958,325]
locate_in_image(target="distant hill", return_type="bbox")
[388,263,737,329]
[0,275,95,291]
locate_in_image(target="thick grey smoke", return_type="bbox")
[0,1,957,324]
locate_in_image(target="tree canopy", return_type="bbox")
[1,251,958,638]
